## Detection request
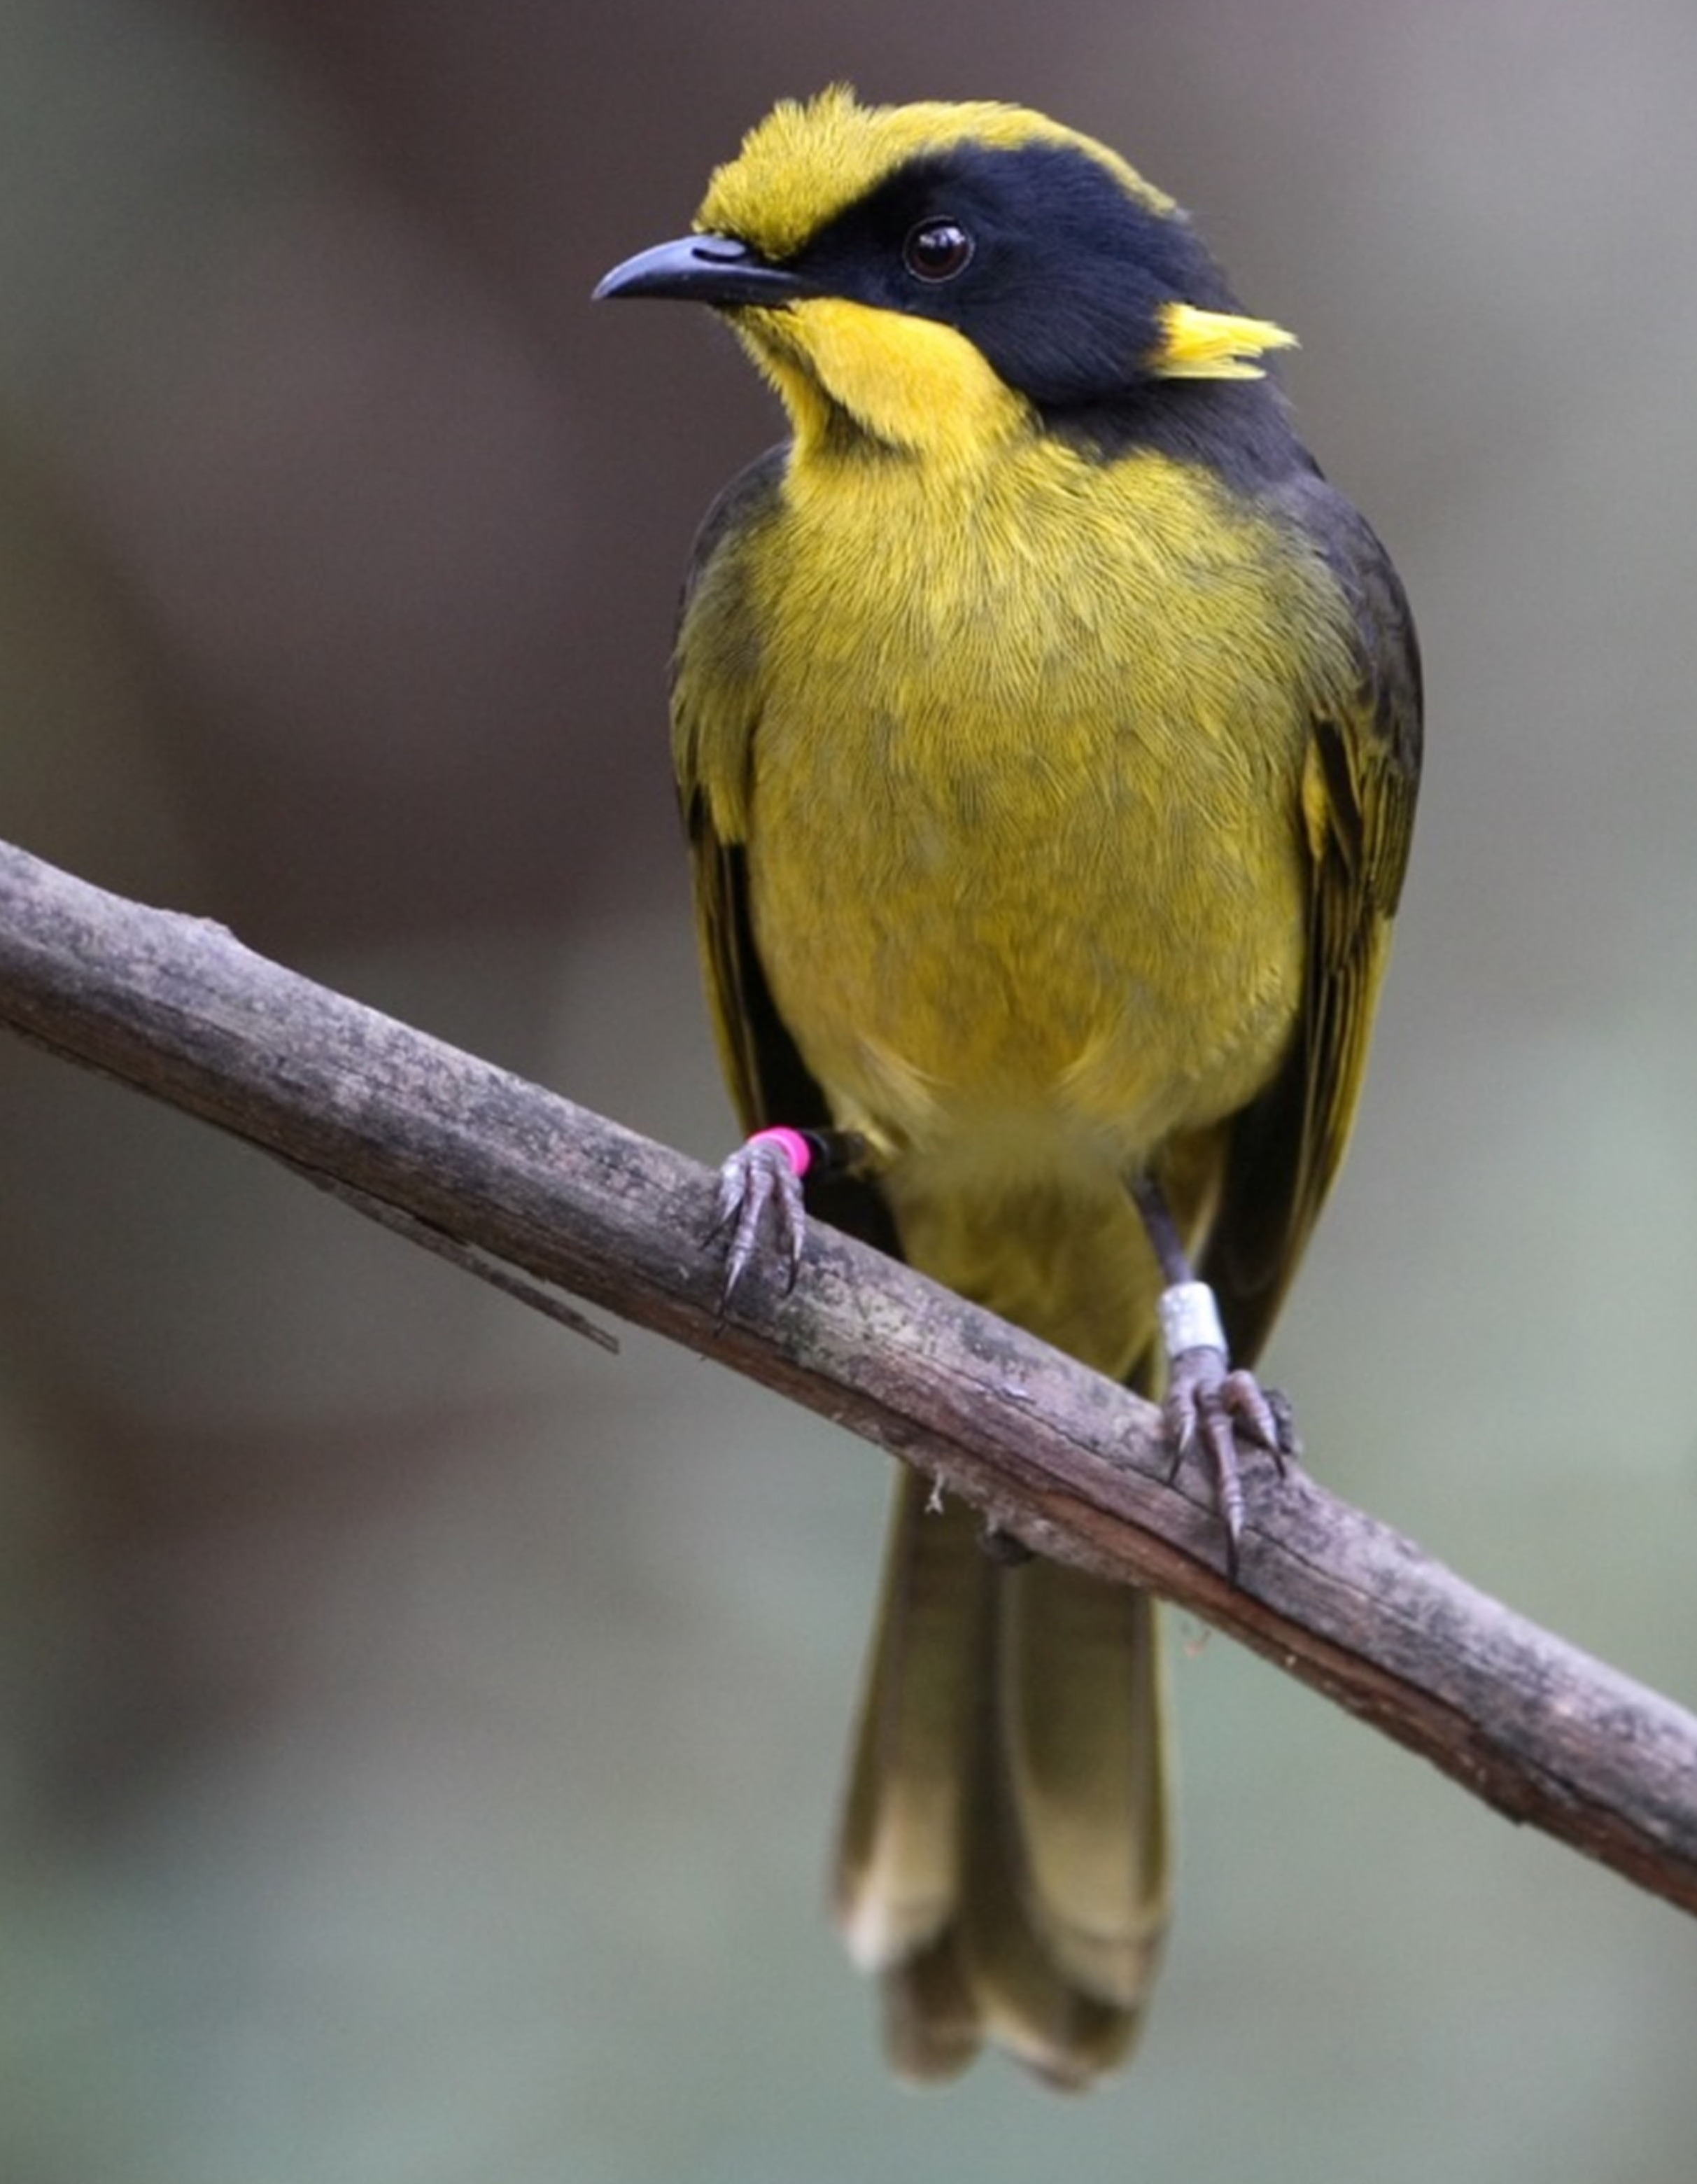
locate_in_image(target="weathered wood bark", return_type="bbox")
[0,836,1692,1915]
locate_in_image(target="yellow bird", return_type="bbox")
[596,86,1420,2087]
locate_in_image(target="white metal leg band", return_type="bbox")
[1158,1279,1227,1359]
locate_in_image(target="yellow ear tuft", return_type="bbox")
[1151,302,1297,381]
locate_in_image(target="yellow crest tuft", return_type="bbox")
[696,84,1175,261]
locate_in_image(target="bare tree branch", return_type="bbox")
[0,836,1692,1914]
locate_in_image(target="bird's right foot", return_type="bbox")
[712,1127,815,1297]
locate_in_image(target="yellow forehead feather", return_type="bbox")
[696,84,1175,260]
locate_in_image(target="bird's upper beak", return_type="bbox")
[593,233,810,307]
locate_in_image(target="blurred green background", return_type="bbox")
[0,2,1693,2178]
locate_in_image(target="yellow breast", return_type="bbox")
[679,424,1355,1367]
[747,438,1328,1154]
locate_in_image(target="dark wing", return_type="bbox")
[1199,472,1423,1366]
[672,447,901,1254]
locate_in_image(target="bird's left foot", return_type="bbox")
[1158,1282,1300,1576]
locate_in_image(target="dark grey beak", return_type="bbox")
[593,232,810,307]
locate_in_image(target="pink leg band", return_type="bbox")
[747,1126,813,1178]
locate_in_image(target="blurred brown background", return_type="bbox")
[0,2,1693,2178]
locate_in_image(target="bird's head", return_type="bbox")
[596,86,1295,465]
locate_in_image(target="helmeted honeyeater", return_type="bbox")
[596,86,1420,2088]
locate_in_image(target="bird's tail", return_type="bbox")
[833,1463,1171,2087]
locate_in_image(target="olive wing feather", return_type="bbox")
[1199,473,1423,1366]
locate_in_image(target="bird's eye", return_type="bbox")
[902,219,974,283]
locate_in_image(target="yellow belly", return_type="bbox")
[735,439,1343,1366]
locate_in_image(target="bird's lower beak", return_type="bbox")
[593,233,810,307]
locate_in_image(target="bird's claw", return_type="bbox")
[712,1134,809,1300]
[1164,1345,1298,1576]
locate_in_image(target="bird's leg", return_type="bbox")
[1129,1176,1297,1573]
[712,1126,866,1297]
